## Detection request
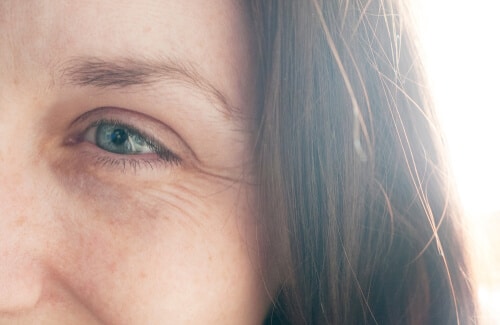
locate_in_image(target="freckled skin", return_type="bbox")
[0,1,272,324]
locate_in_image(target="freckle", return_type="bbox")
[140,271,147,279]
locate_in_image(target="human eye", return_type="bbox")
[66,108,182,171]
[84,120,157,155]
[76,117,181,170]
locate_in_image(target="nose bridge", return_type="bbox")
[0,92,37,207]
[0,39,67,314]
[0,142,50,313]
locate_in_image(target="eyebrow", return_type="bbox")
[58,56,233,117]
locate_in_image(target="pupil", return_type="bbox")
[110,128,128,145]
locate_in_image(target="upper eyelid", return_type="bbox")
[70,107,169,140]
[70,107,114,128]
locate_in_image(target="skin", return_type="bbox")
[0,1,272,324]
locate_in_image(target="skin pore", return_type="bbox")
[0,1,272,324]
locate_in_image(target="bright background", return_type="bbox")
[412,1,500,322]
[412,0,500,215]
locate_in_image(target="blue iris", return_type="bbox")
[95,123,150,155]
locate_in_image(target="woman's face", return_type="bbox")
[0,1,270,324]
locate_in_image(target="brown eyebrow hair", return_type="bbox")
[58,56,233,117]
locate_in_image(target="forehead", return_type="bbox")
[0,0,255,107]
[1,0,247,56]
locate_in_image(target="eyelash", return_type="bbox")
[80,118,181,170]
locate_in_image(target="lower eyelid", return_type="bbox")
[69,141,180,175]
[91,155,180,174]
[94,155,158,172]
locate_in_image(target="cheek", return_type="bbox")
[48,169,268,323]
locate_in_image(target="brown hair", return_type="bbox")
[250,1,477,324]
